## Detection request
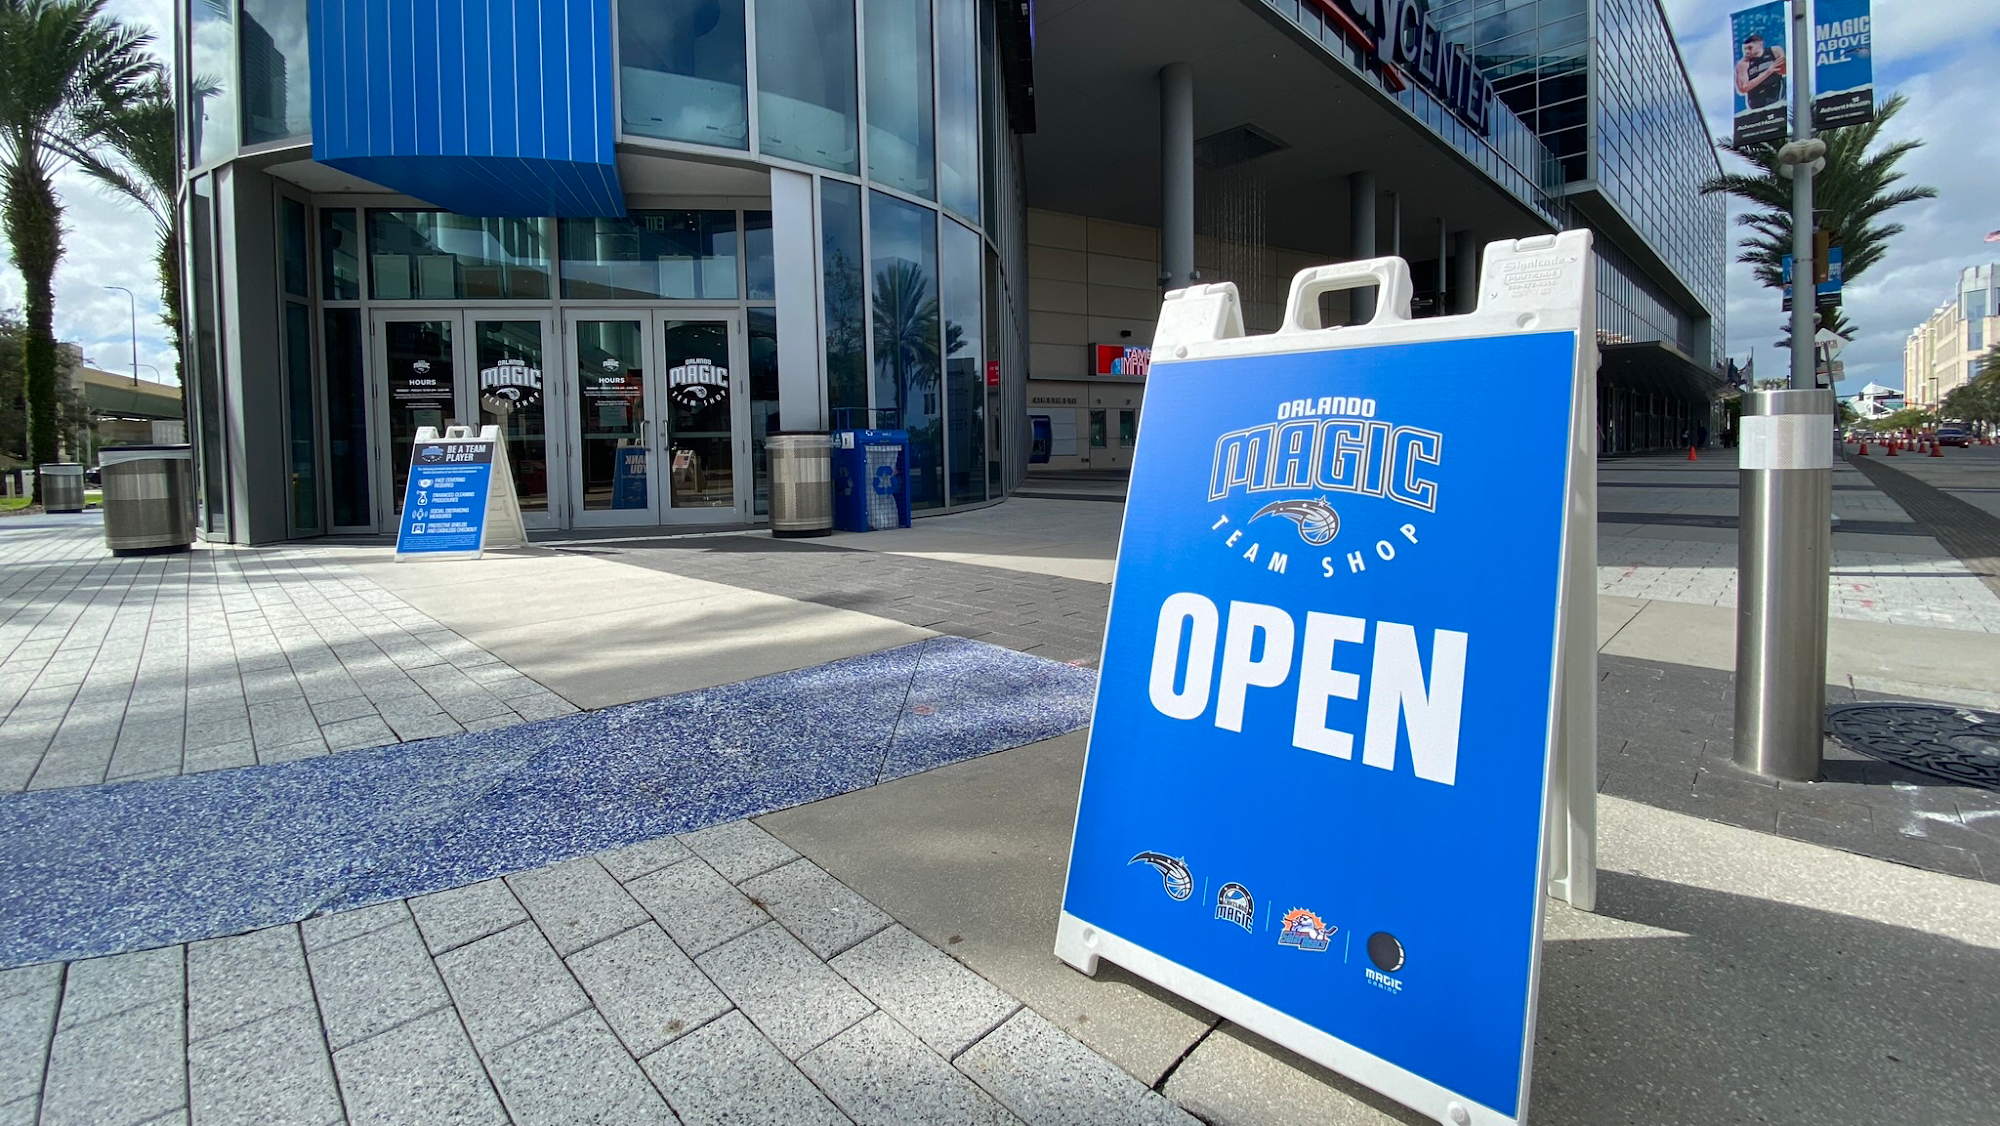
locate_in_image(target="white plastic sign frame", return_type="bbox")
[1055,232,1599,1126]
[394,425,526,561]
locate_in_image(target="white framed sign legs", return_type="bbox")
[1055,233,1599,1126]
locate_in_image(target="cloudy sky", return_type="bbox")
[5,0,1998,393]
[1660,0,2000,390]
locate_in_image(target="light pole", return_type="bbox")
[104,285,139,386]
[1734,0,1834,783]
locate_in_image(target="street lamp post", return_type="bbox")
[103,285,139,386]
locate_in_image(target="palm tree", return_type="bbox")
[69,72,180,383]
[0,0,153,499]
[871,258,942,430]
[1700,94,1937,340]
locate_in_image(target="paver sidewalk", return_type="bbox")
[0,523,577,792]
[1,817,1195,1126]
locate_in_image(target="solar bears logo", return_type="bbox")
[1214,883,1254,932]
[1277,908,1333,952]
[1206,396,1442,580]
[1129,852,1193,901]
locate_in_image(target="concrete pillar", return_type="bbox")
[1348,170,1377,321]
[1160,62,1196,291]
[1452,230,1479,314]
[772,168,825,432]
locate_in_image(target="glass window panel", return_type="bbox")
[865,0,933,197]
[1089,409,1106,448]
[574,320,649,511]
[822,180,867,417]
[240,0,310,143]
[619,0,748,148]
[558,211,739,299]
[384,320,457,513]
[283,301,319,532]
[281,197,309,298]
[367,212,549,300]
[190,0,237,166]
[323,308,369,527]
[475,320,548,513]
[744,211,775,300]
[936,0,979,218]
[320,209,360,300]
[661,320,734,509]
[941,218,983,506]
[748,308,779,515]
[756,0,858,173]
[869,190,942,510]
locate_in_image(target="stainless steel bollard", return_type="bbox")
[1733,389,1835,780]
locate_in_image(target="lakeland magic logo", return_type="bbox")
[1207,395,1440,580]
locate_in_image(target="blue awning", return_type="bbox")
[309,0,627,218]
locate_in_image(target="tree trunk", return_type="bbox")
[4,160,65,504]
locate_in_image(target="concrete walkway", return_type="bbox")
[1,443,1998,1126]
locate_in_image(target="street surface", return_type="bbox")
[0,449,1995,1125]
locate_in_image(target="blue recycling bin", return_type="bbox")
[832,429,912,532]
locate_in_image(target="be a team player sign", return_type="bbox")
[1056,246,1593,1126]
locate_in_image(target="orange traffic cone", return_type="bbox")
[1930,439,1944,457]
[1687,445,1698,461]
[1886,440,1898,456]
[1858,441,1870,456]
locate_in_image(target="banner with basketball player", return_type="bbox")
[1731,2,1790,147]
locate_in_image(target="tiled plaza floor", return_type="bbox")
[0,522,577,792]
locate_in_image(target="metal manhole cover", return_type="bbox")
[1826,703,2000,790]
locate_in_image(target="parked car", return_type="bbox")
[1937,425,1971,448]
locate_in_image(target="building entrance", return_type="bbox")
[371,311,558,529]
[565,309,750,528]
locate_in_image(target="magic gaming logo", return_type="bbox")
[1208,396,1442,564]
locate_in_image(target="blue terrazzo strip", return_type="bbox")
[0,637,1096,968]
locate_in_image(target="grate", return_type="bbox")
[1826,703,2000,791]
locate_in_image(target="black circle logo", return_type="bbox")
[1367,932,1405,972]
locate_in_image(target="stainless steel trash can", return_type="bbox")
[38,463,85,513]
[99,445,196,555]
[767,433,833,538]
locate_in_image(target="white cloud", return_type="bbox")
[1665,0,2000,391]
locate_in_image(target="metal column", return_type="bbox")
[1734,388,1835,780]
[1159,62,1196,291]
[1452,230,1478,314]
[1349,171,1377,321]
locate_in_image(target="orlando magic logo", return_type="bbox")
[1214,883,1254,931]
[1129,852,1193,901]
[1250,498,1340,546]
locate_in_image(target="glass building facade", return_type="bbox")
[1440,0,1724,364]
[177,0,1030,542]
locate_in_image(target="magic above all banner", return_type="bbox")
[1811,0,1874,130]
[1062,330,1578,1120]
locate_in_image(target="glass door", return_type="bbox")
[568,315,655,527]
[472,316,558,529]
[372,312,474,518]
[564,310,748,527]
[658,316,746,520]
